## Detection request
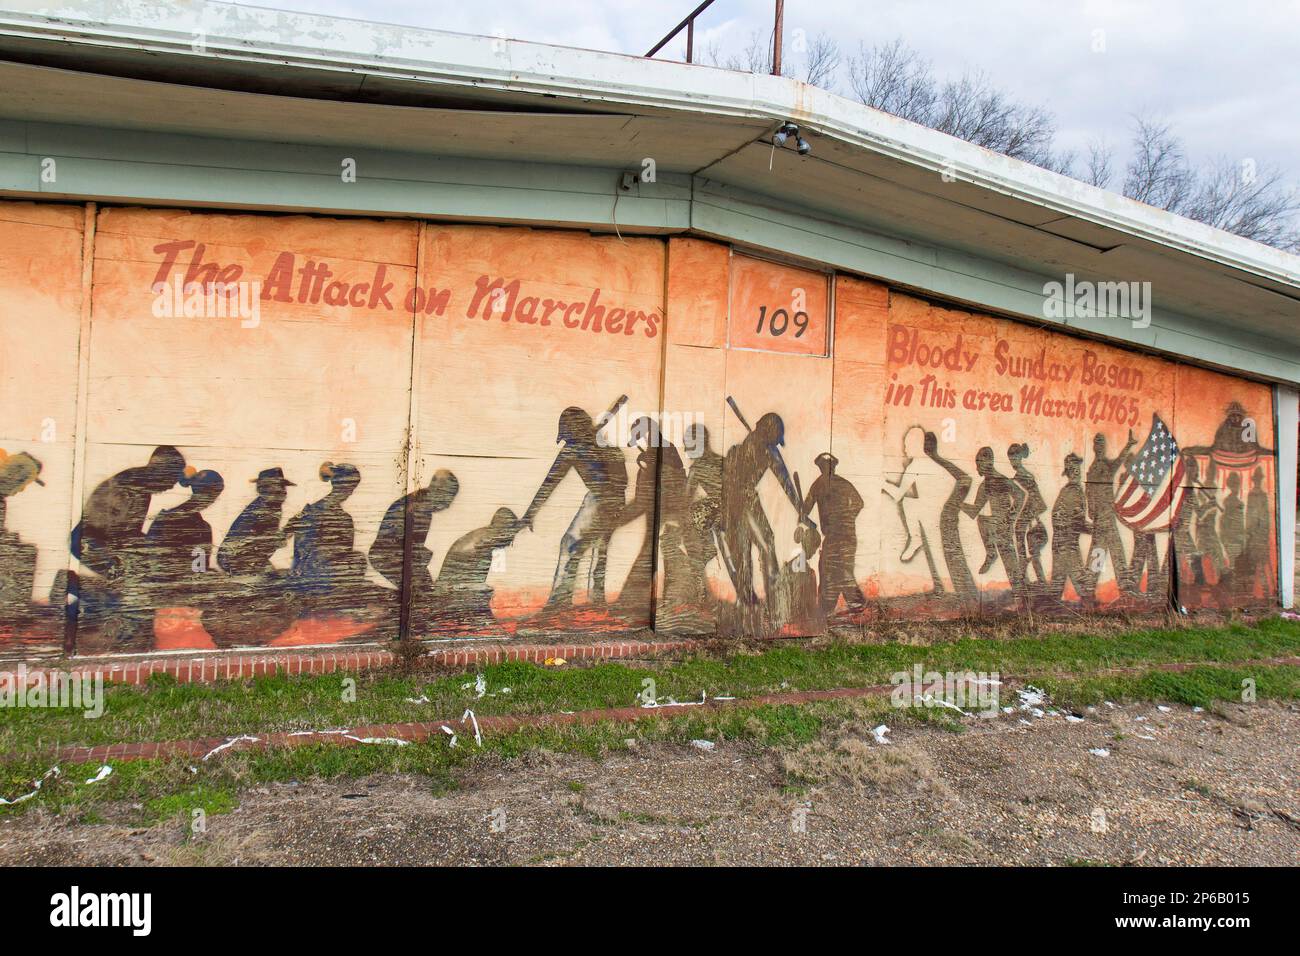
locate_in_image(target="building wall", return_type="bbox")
[0,201,1280,655]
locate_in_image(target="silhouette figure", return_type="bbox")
[802,452,865,615]
[0,450,43,616]
[1245,466,1273,596]
[73,445,186,583]
[428,507,522,630]
[922,432,977,600]
[720,409,809,606]
[1194,463,1226,580]
[1220,472,1245,563]
[964,447,1025,591]
[218,467,295,576]
[684,423,723,600]
[1008,443,1048,586]
[284,462,369,599]
[63,445,187,645]
[1050,452,1095,604]
[1086,430,1137,593]
[144,468,224,604]
[614,417,690,620]
[522,400,629,613]
[206,467,298,648]
[369,469,459,594]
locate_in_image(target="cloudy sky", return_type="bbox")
[235,0,1299,182]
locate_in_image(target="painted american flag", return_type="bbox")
[1115,413,1190,533]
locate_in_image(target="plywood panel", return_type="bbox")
[0,200,84,652]
[72,208,418,653]
[412,224,666,633]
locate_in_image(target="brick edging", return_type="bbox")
[0,639,699,687]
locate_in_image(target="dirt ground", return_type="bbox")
[1,699,1297,866]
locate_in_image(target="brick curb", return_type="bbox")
[1,639,700,687]
[43,655,1300,765]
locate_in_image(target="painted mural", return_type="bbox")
[0,202,1281,655]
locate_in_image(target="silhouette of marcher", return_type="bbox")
[0,450,43,616]
[720,412,809,606]
[73,445,186,584]
[1220,472,1245,564]
[369,469,459,595]
[1050,452,1095,604]
[964,447,1025,591]
[881,426,942,568]
[1008,443,1048,586]
[1085,430,1137,593]
[207,467,298,647]
[284,462,368,600]
[1245,466,1273,597]
[522,404,628,612]
[144,469,224,605]
[923,431,977,600]
[1172,456,1203,585]
[218,467,295,576]
[1194,464,1226,581]
[614,417,690,620]
[684,423,723,599]
[802,452,865,615]
[429,507,522,630]
[65,445,186,645]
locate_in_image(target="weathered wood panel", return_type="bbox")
[0,201,84,653]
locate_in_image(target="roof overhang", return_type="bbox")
[0,0,1297,377]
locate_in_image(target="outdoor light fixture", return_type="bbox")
[772,121,811,157]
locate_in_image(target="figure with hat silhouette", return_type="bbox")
[205,466,300,647]
[521,397,629,613]
[369,468,460,599]
[218,467,296,577]
[1050,451,1095,605]
[719,402,811,607]
[0,449,43,618]
[801,451,865,615]
[427,507,524,631]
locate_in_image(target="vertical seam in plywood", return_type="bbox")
[397,220,427,641]
[649,237,671,631]
[65,201,97,654]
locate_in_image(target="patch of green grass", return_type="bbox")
[1035,663,1300,711]
[2,616,1298,761]
[2,654,1296,825]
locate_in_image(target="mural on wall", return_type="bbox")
[0,205,1282,655]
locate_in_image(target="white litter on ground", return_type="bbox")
[871,725,891,745]
[0,766,59,805]
[689,739,715,752]
[201,735,259,761]
[1193,706,1205,713]
[1157,705,1172,713]
[1065,714,1085,723]
[405,695,430,705]
[462,709,483,748]
[1136,734,1156,741]
[440,725,458,748]
[915,693,970,716]
[639,691,709,709]
[1089,748,1111,757]
[84,766,112,784]
[344,736,410,746]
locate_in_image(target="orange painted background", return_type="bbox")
[0,203,1280,655]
